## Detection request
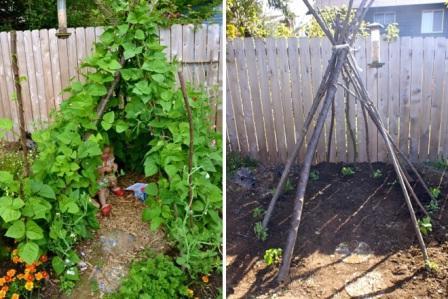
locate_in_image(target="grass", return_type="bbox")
[227,152,257,175]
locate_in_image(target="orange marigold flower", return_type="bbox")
[12,249,18,256]
[4,276,10,283]
[40,255,48,263]
[0,290,6,299]
[12,256,21,264]
[11,294,19,299]
[187,288,194,297]
[25,265,36,274]
[24,273,33,282]
[0,277,5,286]
[34,272,43,281]
[201,275,209,283]
[41,271,48,279]
[24,281,33,291]
[1,286,8,293]
[6,269,16,278]
[17,274,24,280]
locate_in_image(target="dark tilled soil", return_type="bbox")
[227,162,448,298]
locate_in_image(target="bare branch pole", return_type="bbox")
[326,97,335,162]
[178,72,194,211]
[10,31,30,179]
[344,76,358,161]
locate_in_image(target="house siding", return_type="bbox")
[365,3,448,36]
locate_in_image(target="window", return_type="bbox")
[374,12,396,26]
[421,10,444,34]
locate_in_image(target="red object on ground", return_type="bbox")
[112,188,125,197]
[101,204,112,217]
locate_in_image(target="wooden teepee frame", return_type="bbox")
[261,0,432,283]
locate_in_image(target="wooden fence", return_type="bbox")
[227,36,448,164]
[0,24,222,141]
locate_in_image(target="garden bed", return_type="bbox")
[227,161,448,298]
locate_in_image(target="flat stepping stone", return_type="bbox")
[345,271,386,298]
[334,241,373,264]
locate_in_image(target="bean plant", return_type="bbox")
[0,0,221,292]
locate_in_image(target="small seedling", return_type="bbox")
[418,216,432,236]
[252,207,265,219]
[341,166,355,177]
[284,179,294,192]
[425,260,439,272]
[254,222,268,241]
[263,248,283,266]
[372,169,382,179]
[427,199,439,214]
[310,169,320,181]
[430,187,441,200]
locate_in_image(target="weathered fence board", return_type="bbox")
[228,36,448,163]
[0,24,222,141]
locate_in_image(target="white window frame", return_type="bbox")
[373,11,396,26]
[421,9,445,34]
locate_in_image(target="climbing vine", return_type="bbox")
[0,0,221,292]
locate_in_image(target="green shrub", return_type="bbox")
[108,254,189,299]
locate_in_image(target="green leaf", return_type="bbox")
[152,74,165,83]
[0,206,21,223]
[192,200,205,212]
[52,256,66,275]
[142,60,169,73]
[39,185,56,200]
[135,29,145,40]
[26,220,44,240]
[144,159,158,177]
[86,83,107,97]
[5,220,25,239]
[19,241,39,265]
[115,120,129,133]
[145,183,158,196]
[101,111,115,131]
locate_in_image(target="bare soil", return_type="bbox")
[227,162,448,298]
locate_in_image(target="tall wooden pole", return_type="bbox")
[10,31,30,179]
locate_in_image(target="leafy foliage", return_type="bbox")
[251,207,265,219]
[263,248,282,266]
[254,222,268,241]
[418,216,432,236]
[385,23,399,42]
[310,169,320,181]
[303,6,368,38]
[0,0,220,31]
[341,166,355,177]
[0,0,221,292]
[108,254,189,299]
[372,169,382,179]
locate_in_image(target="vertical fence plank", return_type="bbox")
[48,29,63,107]
[354,38,367,162]
[277,38,296,158]
[40,29,56,114]
[226,69,239,152]
[440,41,448,157]
[234,39,258,157]
[399,37,412,156]
[193,24,207,86]
[0,33,15,140]
[22,31,41,129]
[377,39,389,161]
[227,41,249,154]
[429,38,446,160]
[255,38,277,162]
[266,38,288,162]
[31,30,48,123]
[75,27,87,80]
[182,24,195,83]
[366,38,379,161]
[20,31,36,129]
[298,37,313,161]
[206,24,221,129]
[66,28,78,82]
[244,38,268,160]
[388,39,400,149]
[287,38,304,148]
[409,37,424,161]
[159,27,171,60]
[419,37,436,160]
[57,30,70,99]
